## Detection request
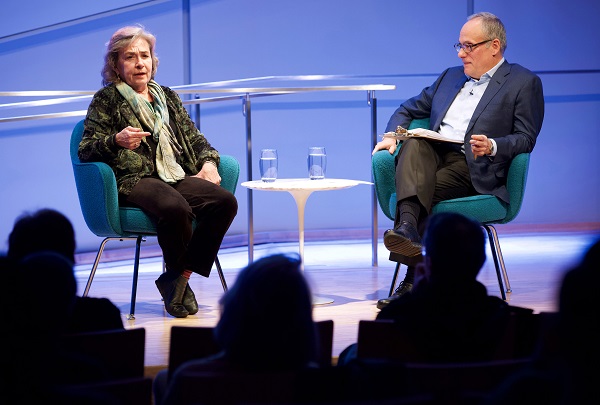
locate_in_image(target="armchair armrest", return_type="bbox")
[72,161,123,236]
[372,150,397,221]
[217,155,240,195]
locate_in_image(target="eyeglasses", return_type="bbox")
[453,39,492,53]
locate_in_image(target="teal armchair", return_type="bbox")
[70,119,240,319]
[372,118,530,300]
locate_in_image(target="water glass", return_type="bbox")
[308,146,326,180]
[259,149,278,182]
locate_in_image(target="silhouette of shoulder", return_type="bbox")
[68,296,124,333]
[376,280,534,362]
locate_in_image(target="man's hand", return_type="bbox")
[193,161,221,185]
[469,134,492,159]
[372,137,398,155]
[115,126,150,150]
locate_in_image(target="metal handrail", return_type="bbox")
[0,83,394,123]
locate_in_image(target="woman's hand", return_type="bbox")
[115,126,150,150]
[193,161,221,185]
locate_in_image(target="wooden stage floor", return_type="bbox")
[73,228,598,374]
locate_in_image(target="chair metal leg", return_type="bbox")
[82,236,143,319]
[386,252,421,297]
[83,236,138,297]
[389,262,402,297]
[83,237,111,297]
[128,235,144,320]
[483,225,511,301]
[215,256,228,292]
[84,236,225,318]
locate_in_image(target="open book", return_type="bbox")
[382,126,463,144]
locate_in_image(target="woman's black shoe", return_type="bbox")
[155,273,189,318]
[183,284,199,315]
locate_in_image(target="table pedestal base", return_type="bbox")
[288,189,334,306]
[241,179,372,307]
[312,295,334,306]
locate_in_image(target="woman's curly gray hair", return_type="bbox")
[101,26,159,86]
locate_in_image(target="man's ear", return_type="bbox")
[414,260,430,287]
[491,38,502,55]
[416,262,426,277]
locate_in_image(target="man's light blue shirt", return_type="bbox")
[438,57,505,147]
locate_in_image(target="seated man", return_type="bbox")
[7,208,124,333]
[157,254,318,405]
[377,212,535,362]
[338,212,536,366]
[486,238,600,404]
[372,12,544,308]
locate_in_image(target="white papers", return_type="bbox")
[382,126,463,144]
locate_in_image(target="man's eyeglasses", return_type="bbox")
[453,39,492,53]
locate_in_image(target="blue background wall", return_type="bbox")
[1,0,599,255]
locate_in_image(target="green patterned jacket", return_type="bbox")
[78,84,220,195]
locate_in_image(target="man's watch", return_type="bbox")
[487,140,496,156]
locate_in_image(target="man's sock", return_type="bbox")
[397,197,421,229]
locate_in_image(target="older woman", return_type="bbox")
[79,26,238,318]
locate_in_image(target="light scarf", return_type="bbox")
[116,80,186,183]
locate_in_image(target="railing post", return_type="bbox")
[194,94,200,130]
[243,94,254,263]
[368,90,378,267]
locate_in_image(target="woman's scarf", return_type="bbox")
[116,80,186,183]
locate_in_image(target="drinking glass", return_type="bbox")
[308,147,326,180]
[259,149,278,182]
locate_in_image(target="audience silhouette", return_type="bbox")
[1,251,113,404]
[2,209,131,403]
[339,212,536,366]
[3,206,595,405]
[157,253,319,405]
[486,237,600,404]
[7,208,124,333]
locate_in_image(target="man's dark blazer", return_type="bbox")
[385,60,544,203]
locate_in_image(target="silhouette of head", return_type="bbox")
[558,238,600,359]
[422,212,486,280]
[19,251,77,331]
[214,253,317,370]
[8,208,76,263]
